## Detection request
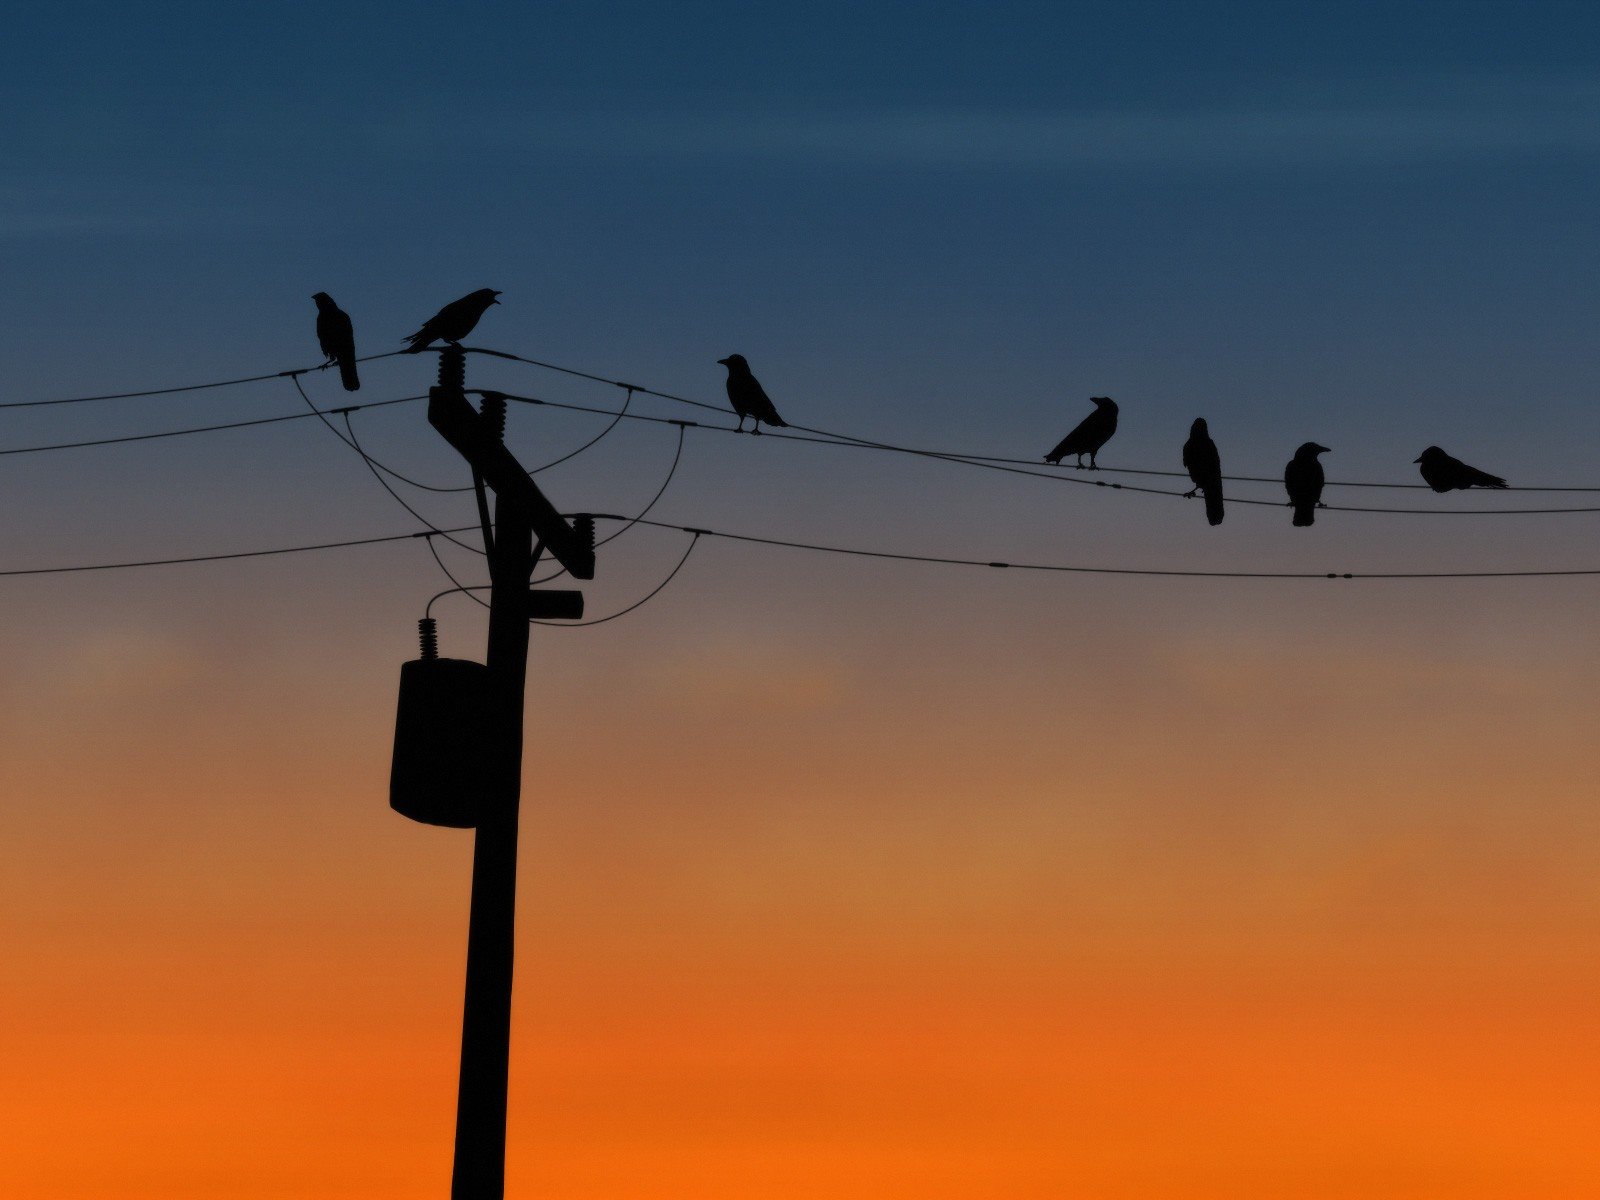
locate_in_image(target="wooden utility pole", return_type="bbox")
[423,347,594,1199]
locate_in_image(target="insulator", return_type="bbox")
[436,346,466,392]
[418,617,438,660]
[479,393,507,441]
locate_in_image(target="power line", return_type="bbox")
[0,525,479,577]
[14,341,1600,500]
[489,388,1600,517]
[589,515,1600,580]
[533,531,700,626]
[532,420,688,585]
[8,512,1598,582]
[0,351,409,410]
[479,346,1600,495]
[288,374,485,555]
[0,394,425,457]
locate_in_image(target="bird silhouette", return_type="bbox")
[1182,418,1224,526]
[1044,397,1118,468]
[717,354,787,432]
[1414,445,1508,492]
[1284,442,1330,526]
[312,292,359,391]
[403,289,501,352]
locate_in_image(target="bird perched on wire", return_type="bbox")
[1414,445,1508,492]
[402,289,501,352]
[1284,442,1330,526]
[1044,397,1118,468]
[717,354,787,432]
[312,292,360,391]
[1181,418,1224,526]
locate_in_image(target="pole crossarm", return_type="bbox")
[428,385,596,579]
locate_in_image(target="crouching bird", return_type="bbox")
[403,289,501,352]
[717,354,787,432]
[1414,445,1508,492]
[1044,396,1118,468]
[312,292,359,391]
[1182,418,1224,526]
[1284,442,1330,526]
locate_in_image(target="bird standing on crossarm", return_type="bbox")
[717,354,787,432]
[1414,445,1508,492]
[1044,397,1118,468]
[1284,442,1330,526]
[312,292,360,391]
[403,289,502,353]
[1182,417,1225,526]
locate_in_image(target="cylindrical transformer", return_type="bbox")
[390,656,493,827]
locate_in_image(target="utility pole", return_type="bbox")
[419,347,595,1200]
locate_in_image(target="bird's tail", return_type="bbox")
[1204,486,1224,526]
[765,413,788,428]
[338,357,361,392]
[1292,503,1315,527]
[401,332,430,353]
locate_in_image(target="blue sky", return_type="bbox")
[4,1,1600,596]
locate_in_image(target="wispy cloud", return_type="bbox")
[506,83,1600,169]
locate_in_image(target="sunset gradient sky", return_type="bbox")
[5,3,1600,1196]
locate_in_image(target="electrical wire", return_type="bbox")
[587,515,1600,580]
[0,351,409,410]
[422,532,489,610]
[6,512,1600,582]
[527,384,635,472]
[532,532,701,626]
[0,394,424,457]
[0,525,479,577]
[487,388,1600,517]
[478,346,1600,494]
[287,374,484,555]
[530,419,688,585]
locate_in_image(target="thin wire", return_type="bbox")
[590,515,1600,580]
[287,375,472,493]
[426,584,489,618]
[0,351,409,410]
[5,512,1600,582]
[336,410,486,554]
[531,420,688,585]
[287,374,484,555]
[490,389,1600,517]
[533,532,701,626]
[0,524,479,577]
[0,394,424,457]
[423,533,489,609]
[528,384,635,472]
[479,347,1600,494]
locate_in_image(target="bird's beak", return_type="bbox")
[1412,455,1423,463]
[491,294,501,304]
[716,357,730,365]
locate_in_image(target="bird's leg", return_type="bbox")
[1184,488,1199,499]
[735,414,746,433]
[1088,453,1099,470]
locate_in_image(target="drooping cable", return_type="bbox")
[287,374,484,555]
[532,532,701,626]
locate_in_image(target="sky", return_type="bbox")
[5,2,1600,1197]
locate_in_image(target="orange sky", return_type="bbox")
[5,557,1599,1198]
